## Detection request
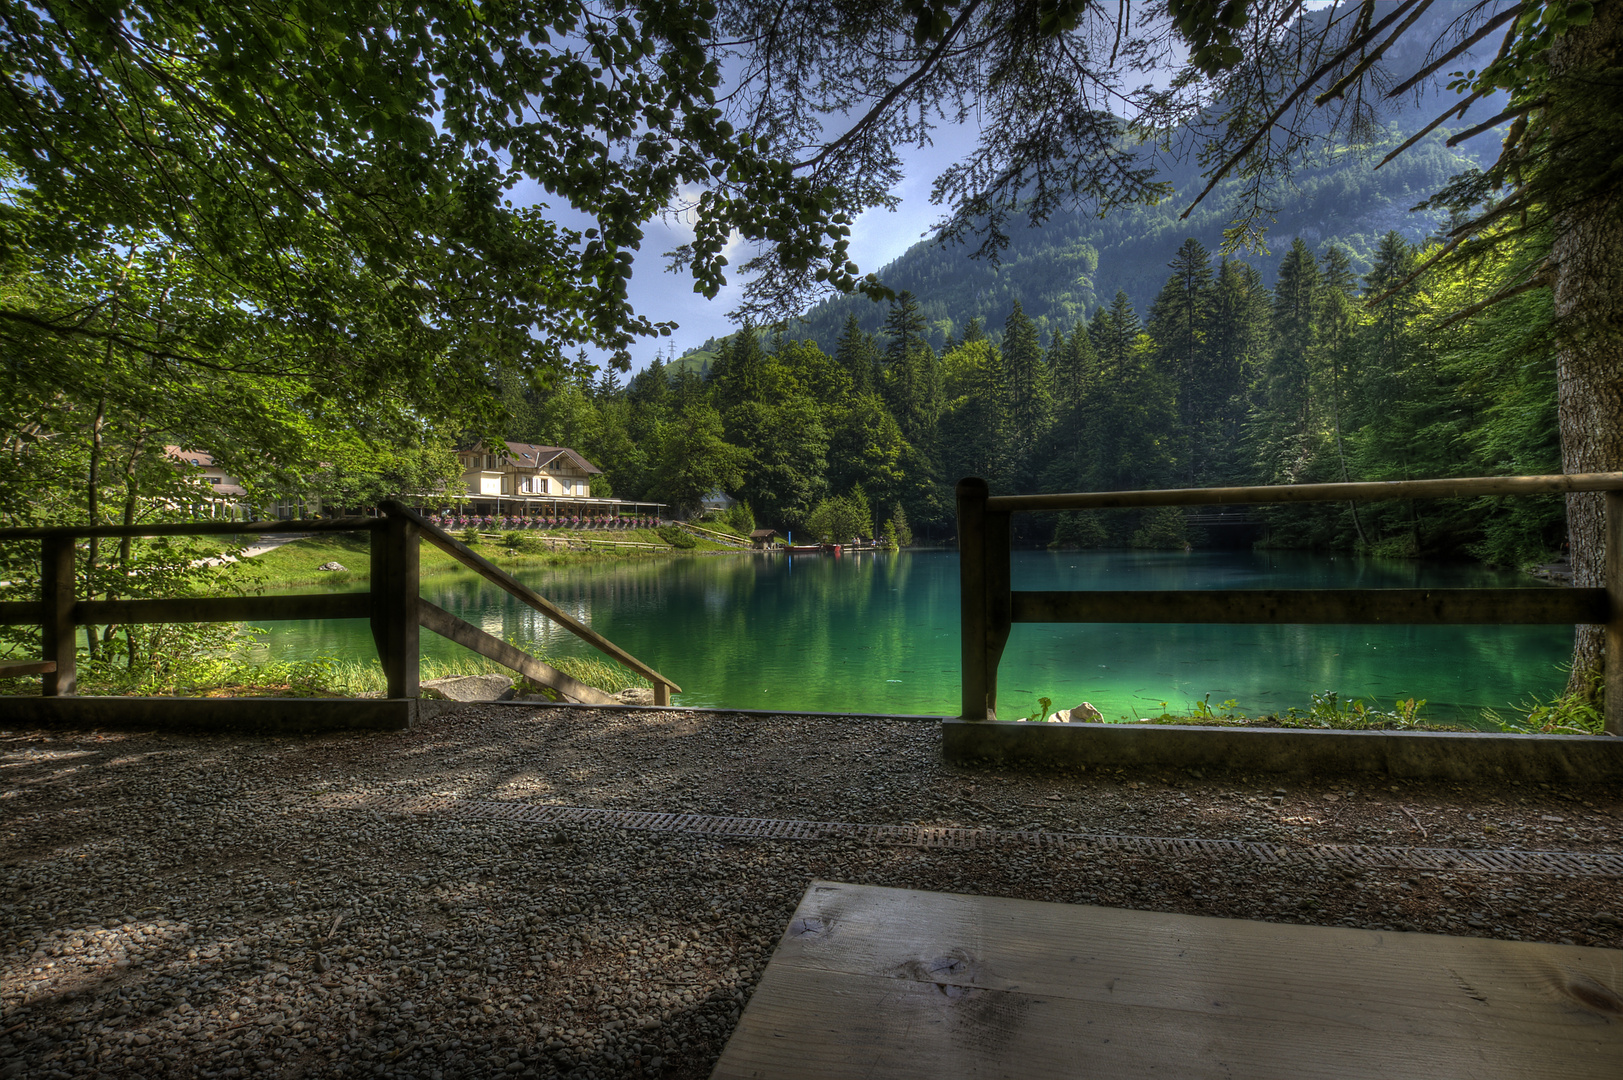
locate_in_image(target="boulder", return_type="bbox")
[316,561,347,572]
[615,687,656,706]
[419,674,516,702]
[1058,702,1103,723]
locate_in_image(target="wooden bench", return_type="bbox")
[0,660,56,678]
[714,880,1623,1079]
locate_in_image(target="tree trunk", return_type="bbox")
[1549,0,1623,696]
[84,393,107,663]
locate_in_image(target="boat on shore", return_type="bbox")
[784,543,842,555]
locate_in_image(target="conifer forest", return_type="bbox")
[511,230,1561,565]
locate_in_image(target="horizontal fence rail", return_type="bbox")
[0,516,384,540]
[0,502,679,712]
[985,472,1623,512]
[383,502,679,703]
[956,473,1623,736]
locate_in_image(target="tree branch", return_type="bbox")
[794,0,986,174]
[1375,88,1487,168]
[1384,3,1524,100]
[1180,0,1424,219]
[1446,97,1543,146]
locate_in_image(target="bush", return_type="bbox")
[1129,506,1187,549]
[514,533,557,555]
[458,524,481,545]
[502,530,525,549]
[1052,511,1108,549]
[725,501,756,535]
[657,524,697,549]
[808,495,867,544]
[888,503,912,547]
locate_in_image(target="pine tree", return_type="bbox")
[1146,238,1215,427]
[712,324,768,413]
[1000,300,1052,492]
[833,313,878,396]
[1254,238,1319,485]
[881,291,933,436]
[1204,257,1270,484]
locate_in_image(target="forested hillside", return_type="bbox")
[505,223,1563,566]
[791,129,1487,354]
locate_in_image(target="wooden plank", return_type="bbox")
[370,511,419,699]
[985,471,1623,513]
[1607,492,1622,736]
[3,695,413,732]
[40,536,75,696]
[418,600,615,706]
[985,510,1011,720]
[713,881,1623,1079]
[74,594,369,625]
[0,516,381,540]
[0,601,43,625]
[956,478,991,720]
[0,660,56,677]
[380,501,680,693]
[1011,587,1610,625]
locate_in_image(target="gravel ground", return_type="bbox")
[3,705,1621,1079]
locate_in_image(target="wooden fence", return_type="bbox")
[0,500,678,714]
[955,473,1623,734]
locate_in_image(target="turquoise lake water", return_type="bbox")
[250,549,1574,726]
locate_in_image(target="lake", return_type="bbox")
[251,549,1574,726]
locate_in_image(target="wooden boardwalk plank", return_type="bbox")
[712,881,1623,1079]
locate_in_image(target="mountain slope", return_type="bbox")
[789,127,1488,351]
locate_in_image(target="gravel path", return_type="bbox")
[3,706,1620,1079]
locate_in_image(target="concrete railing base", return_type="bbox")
[942,719,1623,783]
[3,696,416,734]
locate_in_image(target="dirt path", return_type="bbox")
[2,707,1619,1078]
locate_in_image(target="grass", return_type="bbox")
[2,639,653,699]
[1006,683,1608,735]
[313,653,652,697]
[1010,692,1480,733]
[229,527,735,591]
[1480,666,1607,736]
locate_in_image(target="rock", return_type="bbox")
[420,674,516,703]
[316,561,347,572]
[615,687,656,706]
[1066,702,1103,723]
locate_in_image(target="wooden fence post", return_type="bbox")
[40,536,76,696]
[985,508,1012,720]
[1607,491,1622,736]
[372,505,420,699]
[957,478,991,720]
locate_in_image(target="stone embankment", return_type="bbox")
[3,707,1620,1078]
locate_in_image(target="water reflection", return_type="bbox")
[253,549,1570,726]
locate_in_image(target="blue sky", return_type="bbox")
[513,146,958,376]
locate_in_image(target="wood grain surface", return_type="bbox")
[712,881,1623,1079]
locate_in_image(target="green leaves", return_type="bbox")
[1166,0,1250,76]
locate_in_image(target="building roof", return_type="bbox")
[164,446,245,495]
[478,441,603,475]
[750,529,780,539]
[165,445,218,468]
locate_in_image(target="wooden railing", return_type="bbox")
[0,500,678,709]
[955,473,1623,734]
